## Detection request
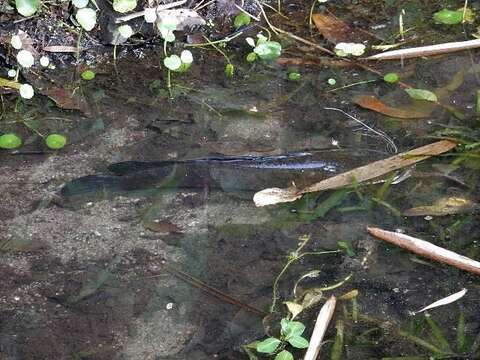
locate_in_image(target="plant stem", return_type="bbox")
[270,234,339,313]
[167,70,172,98]
[201,36,231,64]
[185,31,244,48]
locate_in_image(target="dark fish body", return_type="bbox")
[60,149,381,200]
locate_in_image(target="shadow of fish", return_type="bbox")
[60,149,382,201]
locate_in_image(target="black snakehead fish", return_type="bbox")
[60,149,382,200]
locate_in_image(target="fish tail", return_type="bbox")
[60,175,124,198]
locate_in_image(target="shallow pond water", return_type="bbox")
[2,2,480,359]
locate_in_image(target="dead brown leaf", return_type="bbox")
[312,12,376,44]
[353,95,433,119]
[254,140,457,206]
[41,86,91,115]
[403,196,476,216]
[312,13,353,44]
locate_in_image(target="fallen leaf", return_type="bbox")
[284,301,304,320]
[41,86,91,115]
[414,288,467,314]
[254,141,457,206]
[353,95,433,119]
[302,141,456,194]
[403,197,476,216]
[312,13,353,44]
[312,12,376,46]
[0,77,21,90]
[253,186,300,207]
[405,88,438,102]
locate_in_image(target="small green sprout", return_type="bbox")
[254,318,309,360]
[245,34,282,62]
[164,50,193,72]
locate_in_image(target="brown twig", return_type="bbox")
[151,259,268,316]
[367,227,480,276]
[366,38,480,61]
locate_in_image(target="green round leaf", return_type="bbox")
[281,319,306,338]
[45,134,67,149]
[81,69,95,80]
[164,55,182,71]
[10,35,23,50]
[327,78,336,85]
[112,0,137,13]
[180,50,193,64]
[15,0,39,17]
[405,88,438,102]
[254,41,282,60]
[118,24,133,38]
[159,28,175,42]
[256,337,281,354]
[334,42,366,57]
[0,133,22,149]
[16,50,34,68]
[76,8,97,31]
[224,63,234,77]
[383,72,399,84]
[433,9,463,25]
[19,83,34,99]
[233,12,251,29]
[275,350,294,360]
[246,52,257,62]
[72,0,89,8]
[287,336,309,349]
[288,71,300,81]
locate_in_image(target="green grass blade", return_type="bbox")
[424,314,452,353]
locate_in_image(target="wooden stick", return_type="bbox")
[367,227,480,276]
[366,39,480,61]
[304,296,337,360]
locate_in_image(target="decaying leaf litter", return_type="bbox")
[1,0,480,359]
